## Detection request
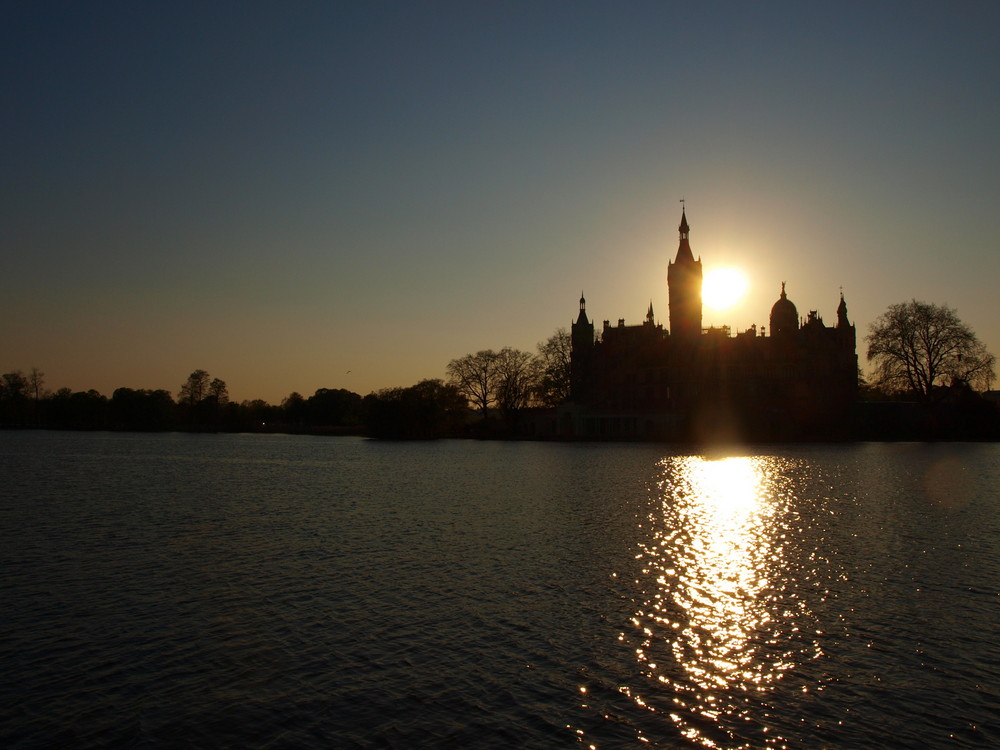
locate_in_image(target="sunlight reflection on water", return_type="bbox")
[5,435,1000,749]
[622,455,824,748]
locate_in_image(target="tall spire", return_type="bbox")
[576,291,589,325]
[674,207,694,263]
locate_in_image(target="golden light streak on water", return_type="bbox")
[625,455,820,748]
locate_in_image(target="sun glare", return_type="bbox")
[702,268,749,310]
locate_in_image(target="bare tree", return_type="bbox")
[28,368,45,402]
[26,367,45,426]
[2,370,28,398]
[866,300,996,401]
[446,350,499,418]
[951,339,996,391]
[494,346,539,418]
[208,378,229,405]
[179,369,210,407]
[535,328,571,406]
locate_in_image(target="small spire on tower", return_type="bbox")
[576,291,590,325]
[673,204,694,263]
[837,288,850,328]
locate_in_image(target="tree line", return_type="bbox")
[0,329,571,438]
[3,301,997,440]
[355,328,572,439]
[0,368,366,434]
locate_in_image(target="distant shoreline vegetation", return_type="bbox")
[1,369,998,442]
[0,333,573,440]
[3,308,999,441]
[0,371,368,436]
[0,369,493,440]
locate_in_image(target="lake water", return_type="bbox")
[1,432,998,749]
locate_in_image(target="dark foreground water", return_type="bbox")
[1,432,998,749]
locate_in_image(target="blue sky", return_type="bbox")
[3,1,998,402]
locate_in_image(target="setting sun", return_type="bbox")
[702,268,749,310]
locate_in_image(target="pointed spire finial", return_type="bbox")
[837,287,850,327]
[575,291,591,326]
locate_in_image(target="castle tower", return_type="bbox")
[667,208,703,341]
[570,292,595,402]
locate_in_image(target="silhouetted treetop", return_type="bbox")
[866,300,996,401]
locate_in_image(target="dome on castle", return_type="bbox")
[770,282,798,336]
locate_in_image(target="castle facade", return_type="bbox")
[561,209,857,441]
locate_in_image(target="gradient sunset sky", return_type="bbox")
[4,1,999,403]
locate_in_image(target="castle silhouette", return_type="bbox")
[554,208,857,441]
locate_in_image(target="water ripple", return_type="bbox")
[2,434,999,748]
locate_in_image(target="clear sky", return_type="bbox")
[4,1,999,404]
